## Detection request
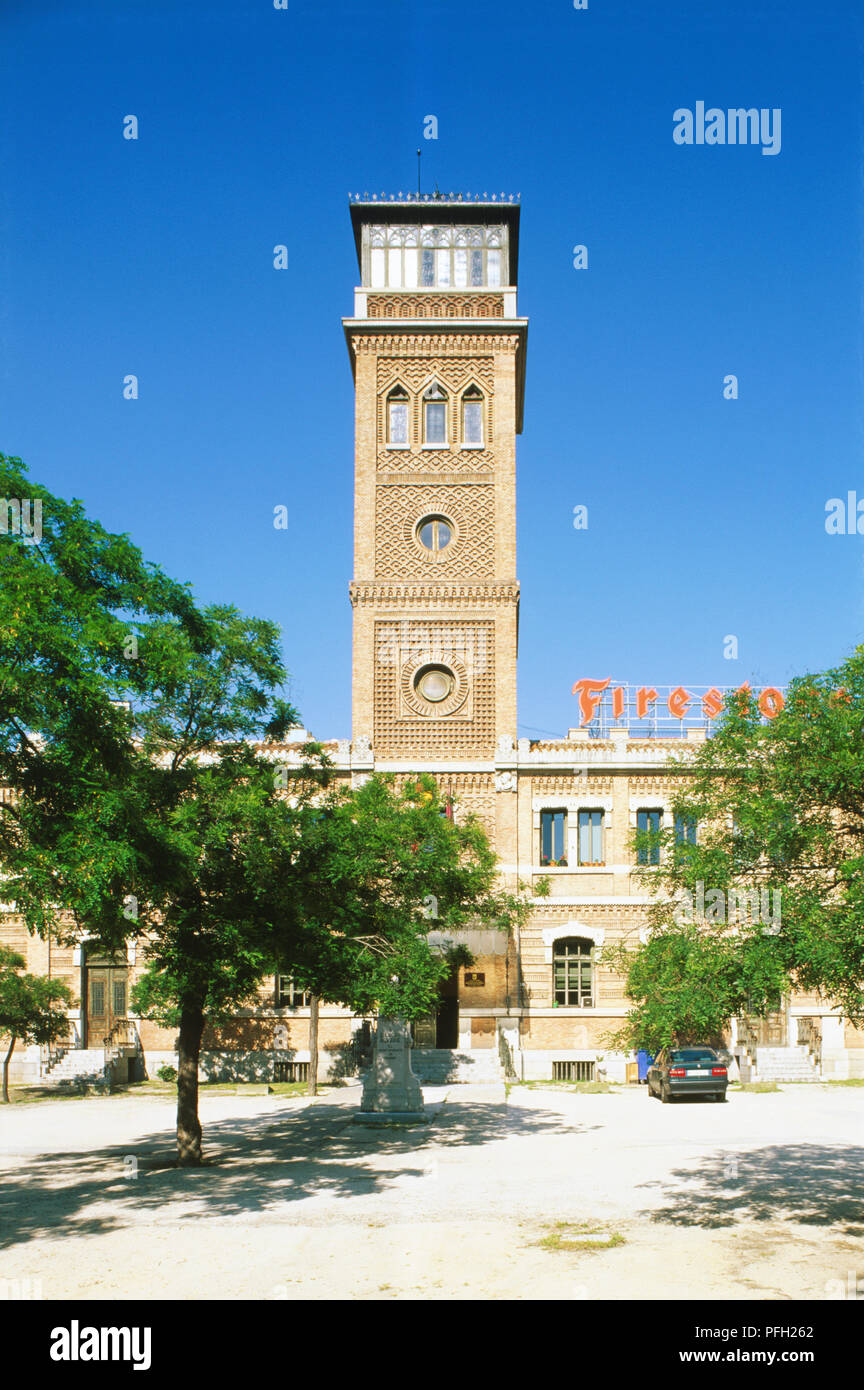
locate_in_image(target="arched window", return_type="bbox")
[462,386,484,446]
[387,387,409,447]
[423,382,448,446]
[553,937,594,1007]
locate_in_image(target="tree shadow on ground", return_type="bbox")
[639,1143,864,1234]
[0,1089,588,1252]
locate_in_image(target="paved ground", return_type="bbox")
[0,1082,862,1300]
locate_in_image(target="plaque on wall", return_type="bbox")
[464,971,485,987]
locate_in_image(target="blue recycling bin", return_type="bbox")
[636,1049,653,1082]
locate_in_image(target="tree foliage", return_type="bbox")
[0,945,73,1101]
[274,773,528,1020]
[607,648,864,1050]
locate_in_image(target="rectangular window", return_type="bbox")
[454,248,468,287]
[463,398,483,444]
[273,1061,310,1083]
[552,1060,595,1081]
[487,248,501,286]
[553,944,593,1006]
[277,976,312,1008]
[112,979,126,1017]
[90,980,105,1015]
[370,246,386,287]
[388,247,402,287]
[540,809,567,866]
[674,813,697,845]
[577,810,604,865]
[435,247,451,286]
[470,249,484,286]
[425,401,447,445]
[637,808,662,865]
[421,248,435,287]
[388,399,408,446]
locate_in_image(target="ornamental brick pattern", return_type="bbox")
[367,292,505,319]
[374,483,495,580]
[372,619,496,759]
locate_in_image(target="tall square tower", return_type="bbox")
[344,194,527,764]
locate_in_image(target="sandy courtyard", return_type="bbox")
[0,1082,862,1301]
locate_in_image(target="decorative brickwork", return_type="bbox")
[350,581,519,608]
[375,484,494,580]
[352,332,522,356]
[376,355,495,467]
[530,776,614,796]
[367,292,505,319]
[373,619,496,758]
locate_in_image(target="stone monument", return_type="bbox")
[354,1017,427,1124]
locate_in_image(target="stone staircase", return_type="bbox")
[42,1048,107,1088]
[752,1045,821,1083]
[410,1048,504,1084]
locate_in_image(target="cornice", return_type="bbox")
[349,580,520,608]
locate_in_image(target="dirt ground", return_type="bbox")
[0,1082,861,1300]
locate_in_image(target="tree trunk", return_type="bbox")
[176,1001,205,1166]
[2,1036,15,1103]
[308,994,319,1097]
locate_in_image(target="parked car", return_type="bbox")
[647,1046,728,1102]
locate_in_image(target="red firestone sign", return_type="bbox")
[570,678,786,729]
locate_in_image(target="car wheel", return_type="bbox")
[661,1083,671,1103]
[715,1093,727,1103]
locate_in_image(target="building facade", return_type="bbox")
[3,194,863,1087]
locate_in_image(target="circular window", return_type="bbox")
[416,515,452,553]
[401,655,470,718]
[414,665,455,703]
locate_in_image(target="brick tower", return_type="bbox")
[344,195,527,768]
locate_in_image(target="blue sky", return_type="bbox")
[1,0,862,739]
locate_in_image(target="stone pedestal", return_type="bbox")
[354,1018,427,1123]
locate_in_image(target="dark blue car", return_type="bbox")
[647,1046,729,1102]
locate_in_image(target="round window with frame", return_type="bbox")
[416,513,453,555]
[413,664,456,705]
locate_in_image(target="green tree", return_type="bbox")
[603,925,786,1053]
[0,455,326,1163]
[0,946,73,1101]
[121,610,329,1164]
[607,648,864,1050]
[272,773,529,1087]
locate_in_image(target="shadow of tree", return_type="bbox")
[639,1143,864,1233]
[0,1089,584,1253]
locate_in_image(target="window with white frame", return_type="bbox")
[366,223,507,289]
[276,976,312,1007]
[423,382,448,446]
[636,808,663,865]
[553,938,594,1007]
[462,386,484,445]
[577,809,604,865]
[387,387,409,446]
[540,809,567,866]
[674,812,698,846]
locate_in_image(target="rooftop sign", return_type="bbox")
[570,679,785,736]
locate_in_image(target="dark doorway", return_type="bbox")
[436,967,459,1048]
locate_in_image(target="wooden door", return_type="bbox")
[85,961,127,1047]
